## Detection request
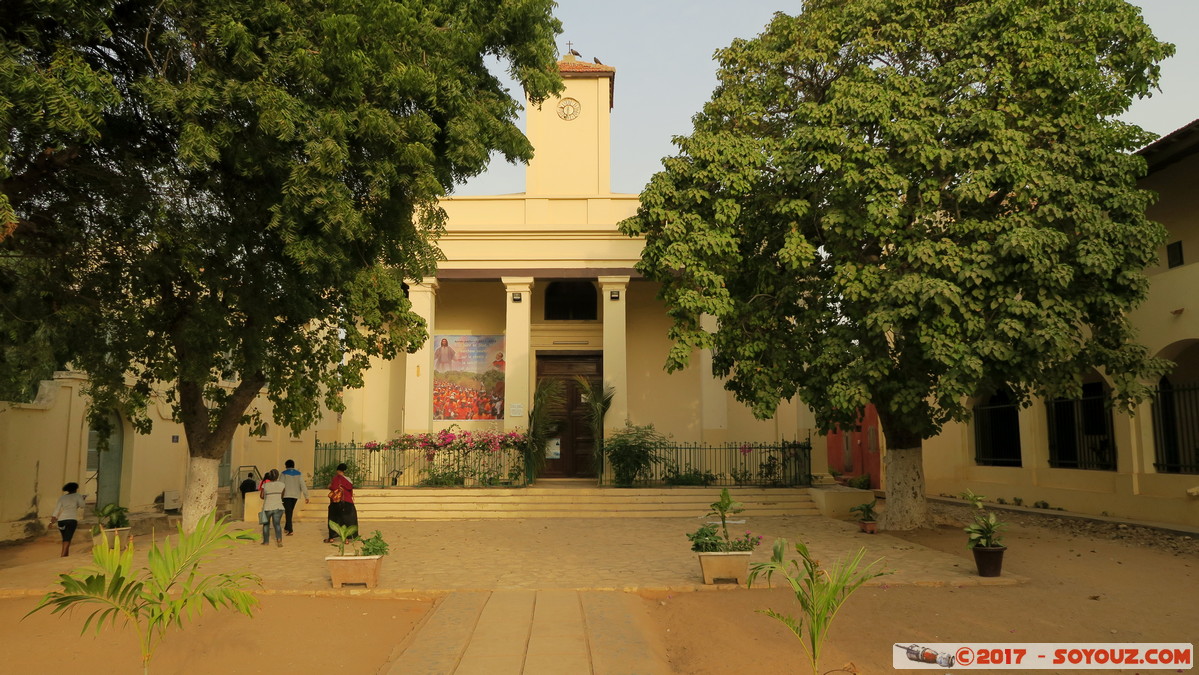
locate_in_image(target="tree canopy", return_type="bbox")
[621,0,1173,528]
[1,0,562,527]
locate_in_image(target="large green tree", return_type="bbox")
[622,0,1173,529]
[1,0,561,529]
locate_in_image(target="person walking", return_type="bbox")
[259,469,285,547]
[279,459,309,536]
[48,482,87,557]
[324,463,358,543]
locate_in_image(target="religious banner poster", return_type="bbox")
[433,335,506,420]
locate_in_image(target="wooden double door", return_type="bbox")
[536,353,601,478]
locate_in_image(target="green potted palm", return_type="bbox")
[850,500,879,534]
[686,488,763,584]
[326,523,389,588]
[92,502,131,548]
[962,490,1006,576]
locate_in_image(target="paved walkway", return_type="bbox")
[0,515,1020,673]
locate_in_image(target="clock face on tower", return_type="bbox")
[557,97,581,121]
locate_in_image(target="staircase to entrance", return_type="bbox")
[295,479,819,520]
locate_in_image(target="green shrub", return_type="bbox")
[846,473,871,490]
[603,422,666,487]
[663,463,717,486]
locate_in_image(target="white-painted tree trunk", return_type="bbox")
[881,445,928,531]
[182,455,220,533]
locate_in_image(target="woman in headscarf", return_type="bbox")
[324,463,359,543]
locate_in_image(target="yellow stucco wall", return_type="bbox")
[923,143,1199,528]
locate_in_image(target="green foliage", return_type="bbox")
[663,463,718,486]
[576,375,615,446]
[26,513,259,673]
[845,474,871,490]
[621,0,1174,527]
[358,530,389,557]
[1,0,564,525]
[749,539,890,675]
[328,522,387,556]
[849,500,877,522]
[707,487,743,542]
[603,422,666,487]
[96,503,130,529]
[525,378,565,481]
[327,521,359,557]
[687,523,762,553]
[962,490,1006,548]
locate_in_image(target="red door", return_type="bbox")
[825,404,881,489]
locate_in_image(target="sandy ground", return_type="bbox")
[637,520,1199,674]
[1,516,1196,674]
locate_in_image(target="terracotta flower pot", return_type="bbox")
[971,546,1006,577]
[697,551,751,585]
[858,520,878,534]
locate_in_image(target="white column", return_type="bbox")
[599,276,629,429]
[402,280,438,434]
[503,277,534,432]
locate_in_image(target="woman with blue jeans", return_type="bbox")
[259,469,286,547]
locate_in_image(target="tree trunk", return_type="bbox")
[881,445,928,530]
[182,455,220,532]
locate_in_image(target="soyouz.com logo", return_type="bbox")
[894,643,1193,669]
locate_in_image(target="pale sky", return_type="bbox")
[457,0,1198,197]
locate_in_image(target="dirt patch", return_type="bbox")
[637,516,1198,674]
[3,594,431,673]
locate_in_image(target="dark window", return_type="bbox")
[1046,381,1116,471]
[1152,377,1199,474]
[544,281,597,320]
[1167,241,1183,268]
[973,387,1022,467]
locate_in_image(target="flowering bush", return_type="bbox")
[375,426,526,460]
[359,426,530,487]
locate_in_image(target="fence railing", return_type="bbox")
[1152,383,1199,474]
[597,440,812,488]
[313,439,529,489]
[314,437,813,489]
[1046,395,1116,471]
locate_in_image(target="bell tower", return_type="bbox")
[525,54,615,196]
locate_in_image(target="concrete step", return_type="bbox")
[294,486,819,520]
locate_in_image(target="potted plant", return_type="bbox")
[92,503,131,548]
[850,500,879,534]
[326,522,389,589]
[686,488,763,584]
[962,490,1006,576]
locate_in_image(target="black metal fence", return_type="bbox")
[597,439,812,488]
[1152,383,1199,474]
[314,437,813,488]
[313,438,529,489]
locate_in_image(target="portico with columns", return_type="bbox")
[335,54,820,480]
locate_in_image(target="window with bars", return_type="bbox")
[973,388,1022,467]
[1152,379,1199,474]
[1046,381,1116,471]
